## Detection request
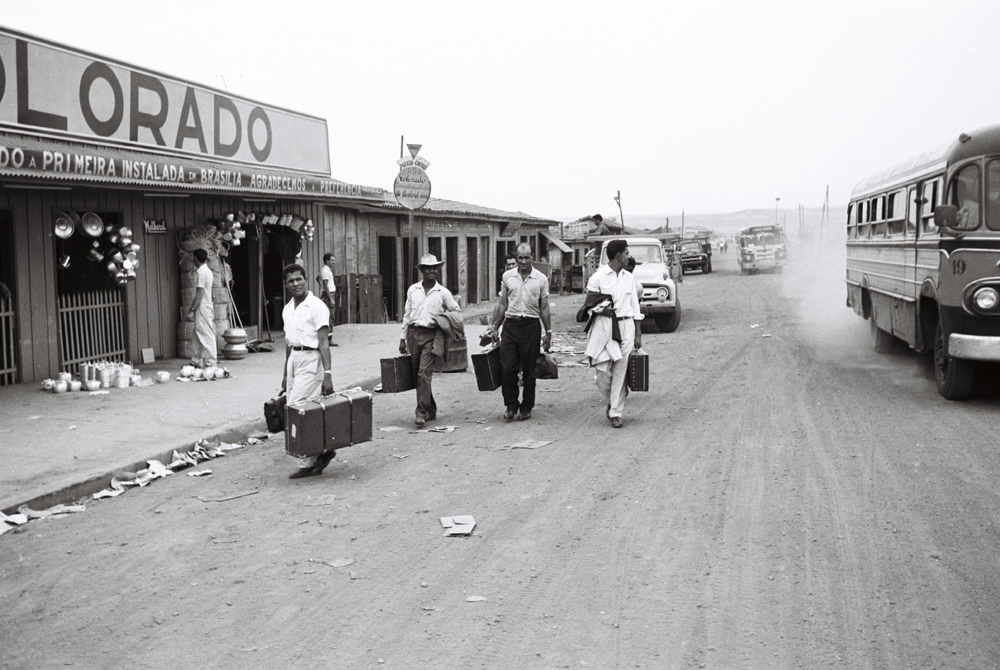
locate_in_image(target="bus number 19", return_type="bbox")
[952,259,967,275]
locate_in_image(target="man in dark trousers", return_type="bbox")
[399,254,461,426]
[490,243,552,421]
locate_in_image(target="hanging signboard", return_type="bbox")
[0,27,331,175]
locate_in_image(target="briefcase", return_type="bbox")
[626,352,649,392]
[264,393,287,433]
[472,345,502,392]
[380,356,415,393]
[285,397,325,458]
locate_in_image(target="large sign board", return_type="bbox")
[0,27,331,175]
[393,165,431,210]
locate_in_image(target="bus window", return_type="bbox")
[948,163,981,230]
[873,195,887,236]
[847,203,855,238]
[907,186,918,235]
[922,178,941,234]
[859,201,871,237]
[987,160,1000,231]
[887,189,905,235]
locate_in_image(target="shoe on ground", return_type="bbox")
[504,407,517,421]
[414,416,426,427]
[289,466,320,479]
[610,416,624,428]
[518,410,531,421]
[313,451,335,474]
[329,342,339,347]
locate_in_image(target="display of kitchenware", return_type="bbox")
[54,212,76,239]
[88,249,105,262]
[156,371,171,383]
[53,380,68,393]
[58,371,72,382]
[79,211,104,237]
[59,254,71,268]
[85,380,101,391]
[69,380,82,392]
[41,379,56,391]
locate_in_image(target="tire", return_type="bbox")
[934,320,974,399]
[705,258,712,273]
[869,302,897,354]
[654,300,681,333]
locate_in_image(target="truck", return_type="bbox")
[593,236,681,332]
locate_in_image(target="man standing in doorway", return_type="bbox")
[318,252,339,346]
[281,263,335,479]
[400,254,461,427]
[491,243,552,421]
[585,239,642,428]
[187,248,218,369]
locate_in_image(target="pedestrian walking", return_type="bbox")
[280,263,335,479]
[490,243,552,421]
[584,239,643,428]
[399,254,461,426]
[187,248,218,369]
[317,252,339,346]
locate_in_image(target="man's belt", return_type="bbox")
[409,324,437,330]
[505,314,538,322]
[290,345,317,351]
[617,316,633,321]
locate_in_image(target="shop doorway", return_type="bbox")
[53,211,127,373]
[260,225,301,333]
[0,211,17,385]
[466,237,478,304]
[225,230,259,333]
[445,236,459,296]
[378,235,398,320]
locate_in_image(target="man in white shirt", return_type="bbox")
[490,243,552,421]
[186,248,217,368]
[280,263,334,479]
[317,252,338,346]
[399,254,461,426]
[585,239,643,428]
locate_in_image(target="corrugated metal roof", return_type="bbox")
[378,196,559,225]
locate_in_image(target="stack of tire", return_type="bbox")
[178,251,231,361]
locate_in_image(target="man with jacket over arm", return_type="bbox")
[400,254,461,427]
[490,243,552,421]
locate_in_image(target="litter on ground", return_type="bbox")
[509,440,553,450]
[441,515,476,536]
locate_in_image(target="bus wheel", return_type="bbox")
[869,304,897,354]
[934,321,974,400]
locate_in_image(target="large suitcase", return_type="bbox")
[285,391,374,459]
[472,345,502,392]
[380,356,415,393]
[264,393,287,433]
[626,352,649,392]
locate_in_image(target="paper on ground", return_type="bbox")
[441,515,476,536]
[509,440,553,450]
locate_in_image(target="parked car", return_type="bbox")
[679,239,710,274]
[599,237,681,332]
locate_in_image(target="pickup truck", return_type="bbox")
[679,239,711,274]
[599,237,681,332]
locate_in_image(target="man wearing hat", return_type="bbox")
[399,254,462,426]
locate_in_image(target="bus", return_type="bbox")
[736,224,787,273]
[846,122,1000,399]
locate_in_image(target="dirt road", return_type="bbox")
[3,249,1000,669]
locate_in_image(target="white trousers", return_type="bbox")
[192,304,217,367]
[286,349,324,468]
[594,319,634,419]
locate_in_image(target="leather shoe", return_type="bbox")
[517,410,531,421]
[289,466,320,479]
[610,416,624,428]
[504,407,517,420]
[414,416,426,427]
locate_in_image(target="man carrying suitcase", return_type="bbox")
[280,263,335,478]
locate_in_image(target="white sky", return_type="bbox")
[4,0,1000,220]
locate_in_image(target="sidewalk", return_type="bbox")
[0,300,497,515]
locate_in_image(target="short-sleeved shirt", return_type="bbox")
[320,265,336,294]
[282,291,330,349]
[500,266,549,319]
[196,265,213,307]
[400,282,461,336]
[586,264,643,320]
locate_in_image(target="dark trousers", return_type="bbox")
[406,326,437,419]
[500,318,540,412]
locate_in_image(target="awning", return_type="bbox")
[538,229,572,253]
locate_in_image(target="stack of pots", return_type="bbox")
[178,250,231,361]
[222,328,248,360]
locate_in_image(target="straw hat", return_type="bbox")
[417,253,444,267]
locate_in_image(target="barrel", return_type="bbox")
[222,342,248,360]
[440,337,469,372]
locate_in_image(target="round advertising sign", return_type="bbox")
[393,165,431,210]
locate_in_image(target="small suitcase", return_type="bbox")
[472,345,502,391]
[264,394,287,433]
[380,356,415,393]
[626,352,649,392]
[285,391,374,459]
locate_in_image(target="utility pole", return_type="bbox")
[775,197,780,225]
[614,191,625,229]
[681,209,685,239]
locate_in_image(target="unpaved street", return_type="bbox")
[3,249,1000,670]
